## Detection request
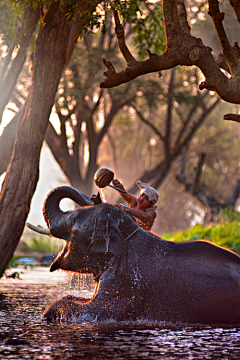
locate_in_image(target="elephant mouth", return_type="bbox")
[49,245,103,282]
[49,242,87,274]
[50,250,65,272]
[50,246,101,299]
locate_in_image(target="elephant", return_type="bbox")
[38,186,240,325]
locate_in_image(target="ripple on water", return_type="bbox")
[1,267,240,359]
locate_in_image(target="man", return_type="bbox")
[113,179,159,231]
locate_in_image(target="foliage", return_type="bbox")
[1,235,62,278]
[1,256,21,279]
[131,1,165,59]
[7,0,165,56]
[21,236,62,254]
[0,0,24,48]
[5,255,18,270]
[163,208,240,255]
[75,0,165,58]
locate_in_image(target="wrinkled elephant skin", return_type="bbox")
[42,186,240,325]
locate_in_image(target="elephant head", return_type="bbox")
[42,186,139,281]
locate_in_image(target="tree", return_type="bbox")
[0,3,39,176]
[0,0,89,176]
[176,148,240,222]
[0,1,80,278]
[0,0,155,277]
[0,1,165,193]
[0,2,40,123]
[46,38,221,197]
[45,20,135,196]
[0,17,148,196]
[108,66,220,196]
[100,1,240,122]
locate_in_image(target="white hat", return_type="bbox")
[136,180,159,204]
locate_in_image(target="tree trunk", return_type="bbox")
[0,4,40,123]
[0,106,24,175]
[0,1,70,278]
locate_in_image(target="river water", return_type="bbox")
[1,266,240,359]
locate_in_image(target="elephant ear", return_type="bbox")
[91,210,112,252]
[88,204,136,278]
[86,207,122,274]
[90,204,127,255]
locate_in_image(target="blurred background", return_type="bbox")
[0,0,240,245]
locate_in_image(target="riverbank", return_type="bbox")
[163,209,240,255]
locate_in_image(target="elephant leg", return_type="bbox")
[42,298,86,322]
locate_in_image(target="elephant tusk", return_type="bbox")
[26,222,51,236]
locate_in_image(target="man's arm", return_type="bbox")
[112,179,137,206]
[116,204,156,222]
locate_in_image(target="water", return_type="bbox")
[100,188,107,203]
[1,267,240,359]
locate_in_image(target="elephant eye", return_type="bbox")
[69,214,75,228]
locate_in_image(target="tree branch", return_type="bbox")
[176,146,188,184]
[101,49,178,89]
[174,106,186,124]
[208,0,240,79]
[56,108,68,146]
[45,122,76,178]
[0,44,15,80]
[229,0,240,24]
[64,0,97,68]
[223,113,240,122]
[175,90,211,147]
[176,150,240,220]
[112,7,136,66]
[97,99,130,144]
[226,179,240,206]
[192,153,206,194]
[130,103,164,141]
[72,110,82,157]
[165,68,175,154]
[178,97,221,149]
[163,0,181,45]
[100,0,240,106]
[213,53,230,73]
[177,0,191,33]
[91,88,103,115]
[175,106,196,146]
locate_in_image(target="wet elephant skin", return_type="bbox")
[41,186,240,325]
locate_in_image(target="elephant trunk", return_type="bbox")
[43,186,94,238]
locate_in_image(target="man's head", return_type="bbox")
[136,180,159,208]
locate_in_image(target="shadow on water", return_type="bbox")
[1,266,240,359]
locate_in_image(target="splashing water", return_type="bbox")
[68,273,95,298]
[100,188,107,203]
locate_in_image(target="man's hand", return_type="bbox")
[112,179,125,190]
[114,203,128,212]
[112,178,137,207]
